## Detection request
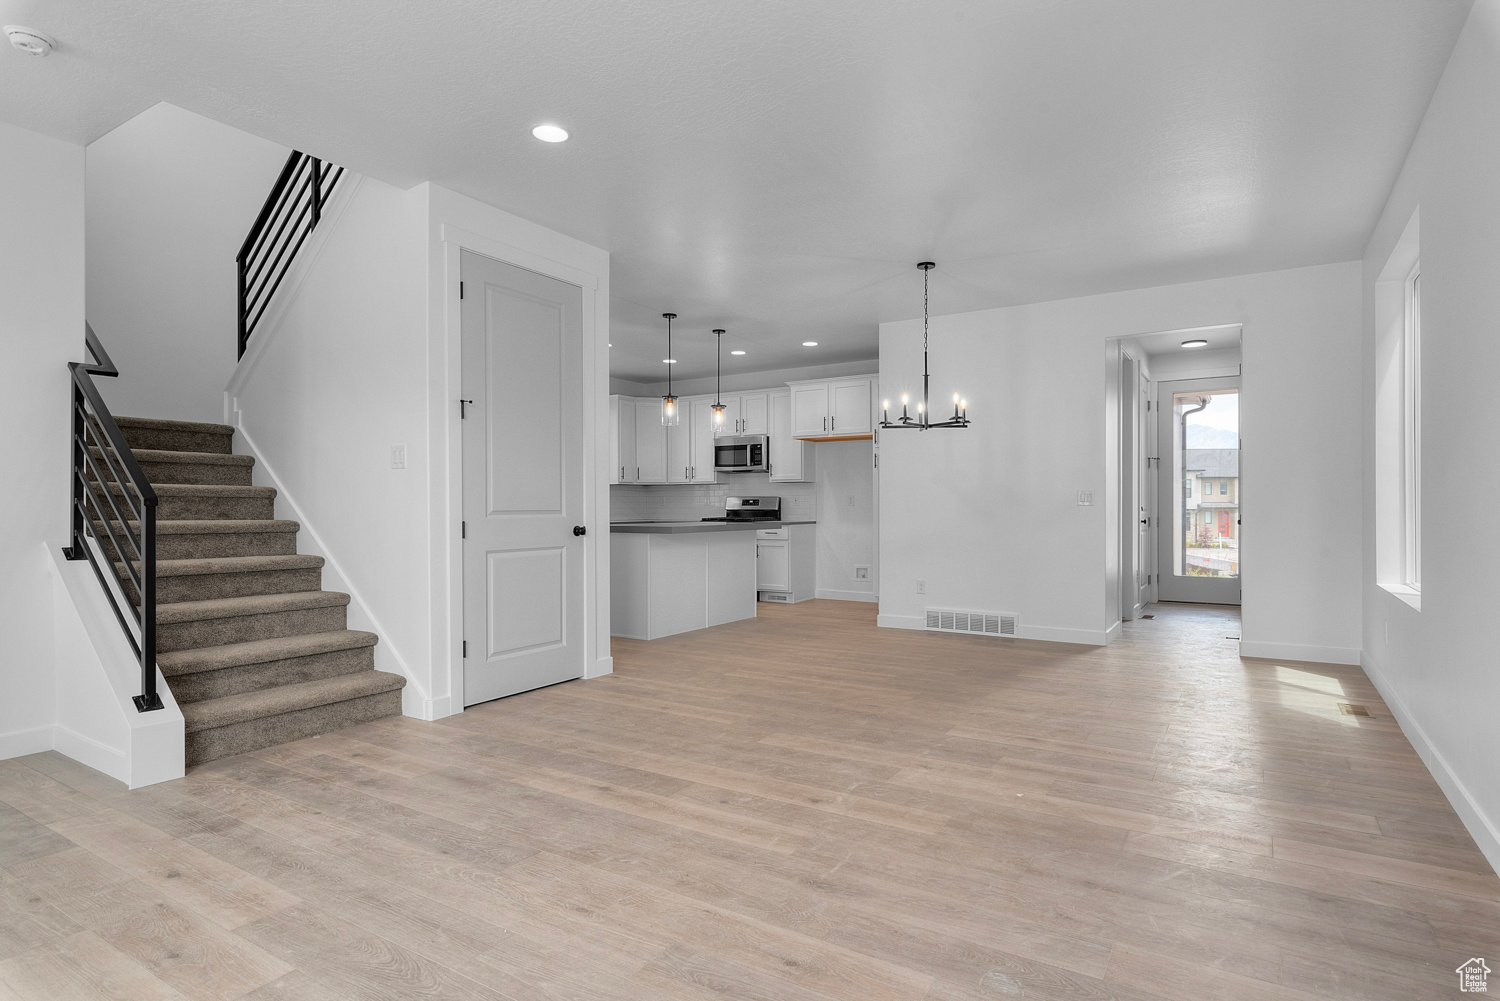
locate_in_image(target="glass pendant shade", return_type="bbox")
[711,329,727,430]
[712,404,726,426]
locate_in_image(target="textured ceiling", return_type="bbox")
[0,0,1472,381]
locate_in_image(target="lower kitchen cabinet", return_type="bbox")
[755,525,816,602]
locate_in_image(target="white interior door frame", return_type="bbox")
[430,215,610,720]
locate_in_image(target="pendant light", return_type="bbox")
[711,329,727,429]
[660,312,680,427]
[880,262,969,431]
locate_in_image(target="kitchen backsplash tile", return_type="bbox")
[611,473,818,523]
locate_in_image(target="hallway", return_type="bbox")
[0,600,1495,999]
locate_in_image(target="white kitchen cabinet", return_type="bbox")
[666,397,693,484]
[791,383,829,437]
[830,379,873,435]
[610,395,637,484]
[755,524,816,601]
[755,540,789,591]
[788,376,876,438]
[768,390,815,482]
[633,398,667,483]
[712,392,770,436]
[688,397,718,483]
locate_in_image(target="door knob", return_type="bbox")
[573,525,587,537]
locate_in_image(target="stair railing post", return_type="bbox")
[237,258,248,360]
[65,379,86,560]
[133,496,163,712]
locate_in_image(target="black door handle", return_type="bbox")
[573,525,587,537]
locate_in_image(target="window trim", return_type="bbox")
[1402,261,1421,591]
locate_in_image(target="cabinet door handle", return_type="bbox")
[685,466,689,480]
[636,466,640,479]
[831,416,835,431]
[620,466,624,479]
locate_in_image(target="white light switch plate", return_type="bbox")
[390,445,406,469]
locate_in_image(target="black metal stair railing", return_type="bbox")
[64,323,163,712]
[235,150,345,359]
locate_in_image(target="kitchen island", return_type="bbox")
[609,520,814,639]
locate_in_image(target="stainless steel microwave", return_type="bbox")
[713,435,769,474]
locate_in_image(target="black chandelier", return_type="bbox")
[880,262,969,431]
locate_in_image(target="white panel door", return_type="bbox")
[739,393,769,435]
[792,384,829,437]
[830,379,872,435]
[689,397,718,482]
[634,401,667,482]
[461,250,585,705]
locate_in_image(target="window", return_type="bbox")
[1220,481,1228,495]
[1404,263,1421,590]
[1184,479,1192,498]
[1375,209,1419,607]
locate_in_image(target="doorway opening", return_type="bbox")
[1110,324,1241,621]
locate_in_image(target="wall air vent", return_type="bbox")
[925,608,1016,638]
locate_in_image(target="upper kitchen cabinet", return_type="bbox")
[768,390,815,482]
[788,376,876,438]
[633,398,667,483]
[610,395,637,484]
[685,397,718,483]
[712,392,769,436]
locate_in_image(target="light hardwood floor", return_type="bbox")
[2,599,1497,1000]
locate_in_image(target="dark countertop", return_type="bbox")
[610,520,816,534]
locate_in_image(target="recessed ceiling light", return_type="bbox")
[1181,338,1209,348]
[531,124,569,143]
[662,358,677,364]
[731,350,746,355]
[802,341,818,347]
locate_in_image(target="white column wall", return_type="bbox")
[0,120,86,757]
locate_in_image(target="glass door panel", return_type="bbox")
[1158,377,1241,604]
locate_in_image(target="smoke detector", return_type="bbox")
[6,26,57,57]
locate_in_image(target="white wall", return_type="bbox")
[879,262,1362,654]
[0,120,85,758]
[814,440,877,600]
[229,175,432,713]
[87,103,290,422]
[1359,0,1500,872]
[230,176,611,720]
[612,357,879,399]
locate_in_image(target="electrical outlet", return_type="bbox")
[390,445,406,469]
[1077,490,1095,506]
[854,566,869,580]
[916,579,926,594]
[847,494,855,507]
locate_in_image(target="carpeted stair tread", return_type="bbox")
[157,630,378,678]
[107,483,276,501]
[100,447,254,467]
[157,589,350,624]
[120,554,324,578]
[181,670,406,734]
[115,416,234,436]
[108,519,299,536]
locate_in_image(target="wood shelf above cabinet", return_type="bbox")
[795,433,873,443]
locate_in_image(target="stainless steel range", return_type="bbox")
[701,496,781,523]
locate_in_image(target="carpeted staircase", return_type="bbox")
[101,416,405,766]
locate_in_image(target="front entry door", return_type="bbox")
[461,250,586,705]
[1156,376,1240,605]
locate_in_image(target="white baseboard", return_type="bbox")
[0,726,53,761]
[1361,651,1500,876]
[585,656,614,679]
[1016,623,1111,646]
[877,614,925,630]
[1104,620,1122,645]
[816,589,878,602]
[52,725,127,779]
[1240,640,1360,665]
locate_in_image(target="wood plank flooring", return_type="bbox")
[2,599,1497,999]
